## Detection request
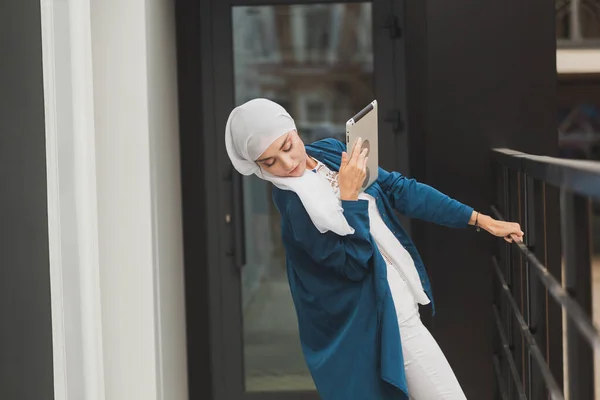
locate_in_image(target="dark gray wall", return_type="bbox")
[0,1,54,399]
[174,0,214,398]
[404,0,557,397]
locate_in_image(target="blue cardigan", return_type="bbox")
[271,138,473,399]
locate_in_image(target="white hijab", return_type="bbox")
[225,98,354,236]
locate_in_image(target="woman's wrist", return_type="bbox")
[340,189,359,201]
[477,214,493,232]
[469,210,524,241]
[469,211,492,231]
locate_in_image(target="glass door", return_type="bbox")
[209,0,407,398]
[233,4,375,393]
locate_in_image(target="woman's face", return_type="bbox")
[256,130,308,177]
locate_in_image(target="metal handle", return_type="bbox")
[231,170,246,269]
[383,109,404,134]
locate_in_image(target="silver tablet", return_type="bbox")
[346,100,378,191]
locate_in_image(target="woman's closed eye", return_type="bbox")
[261,137,293,167]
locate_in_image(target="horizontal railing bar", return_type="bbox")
[493,354,510,400]
[491,205,600,352]
[492,305,528,400]
[492,257,565,400]
[492,148,525,171]
[492,148,600,200]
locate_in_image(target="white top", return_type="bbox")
[310,160,430,306]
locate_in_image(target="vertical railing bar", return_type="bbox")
[493,305,528,400]
[560,189,594,400]
[493,355,510,400]
[492,257,565,400]
[492,161,507,400]
[544,184,564,390]
[523,173,532,399]
[503,165,513,400]
[530,178,548,400]
[516,172,525,392]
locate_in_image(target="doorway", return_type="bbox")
[177,0,409,398]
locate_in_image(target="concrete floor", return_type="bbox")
[243,267,315,392]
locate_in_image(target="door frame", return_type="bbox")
[176,0,410,398]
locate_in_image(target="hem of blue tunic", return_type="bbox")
[381,373,410,398]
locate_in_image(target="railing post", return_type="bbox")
[509,169,525,394]
[504,166,516,399]
[492,161,506,400]
[529,178,548,400]
[521,173,532,395]
[506,166,512,398]
[545,185,564,391]
[560,189,594,400]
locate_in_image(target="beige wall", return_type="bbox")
[557,49,600,74]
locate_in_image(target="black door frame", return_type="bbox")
[176,0,411,398]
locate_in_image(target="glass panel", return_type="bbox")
[232,3,374,392]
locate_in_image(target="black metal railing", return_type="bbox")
[492,148,600,400]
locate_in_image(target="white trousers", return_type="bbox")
[386,264,467,400]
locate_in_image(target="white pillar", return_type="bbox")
[42,0,188,398]
[91,0,188,398]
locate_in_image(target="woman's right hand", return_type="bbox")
[339,138,368,201]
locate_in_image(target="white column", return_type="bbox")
[91,0,158,397]
[145,0,189,398]
[41,0,106,398]
[41,0,188,399]
[90,0,188,398]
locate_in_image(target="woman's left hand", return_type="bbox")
[474,213,524,243]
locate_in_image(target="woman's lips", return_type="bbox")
[289,164,300,175]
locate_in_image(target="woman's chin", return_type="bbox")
[286,163,305,177]
[293,164,307,177]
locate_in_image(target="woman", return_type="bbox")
[225,98,523,400]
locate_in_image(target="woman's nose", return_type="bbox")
[281,155,294,169]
